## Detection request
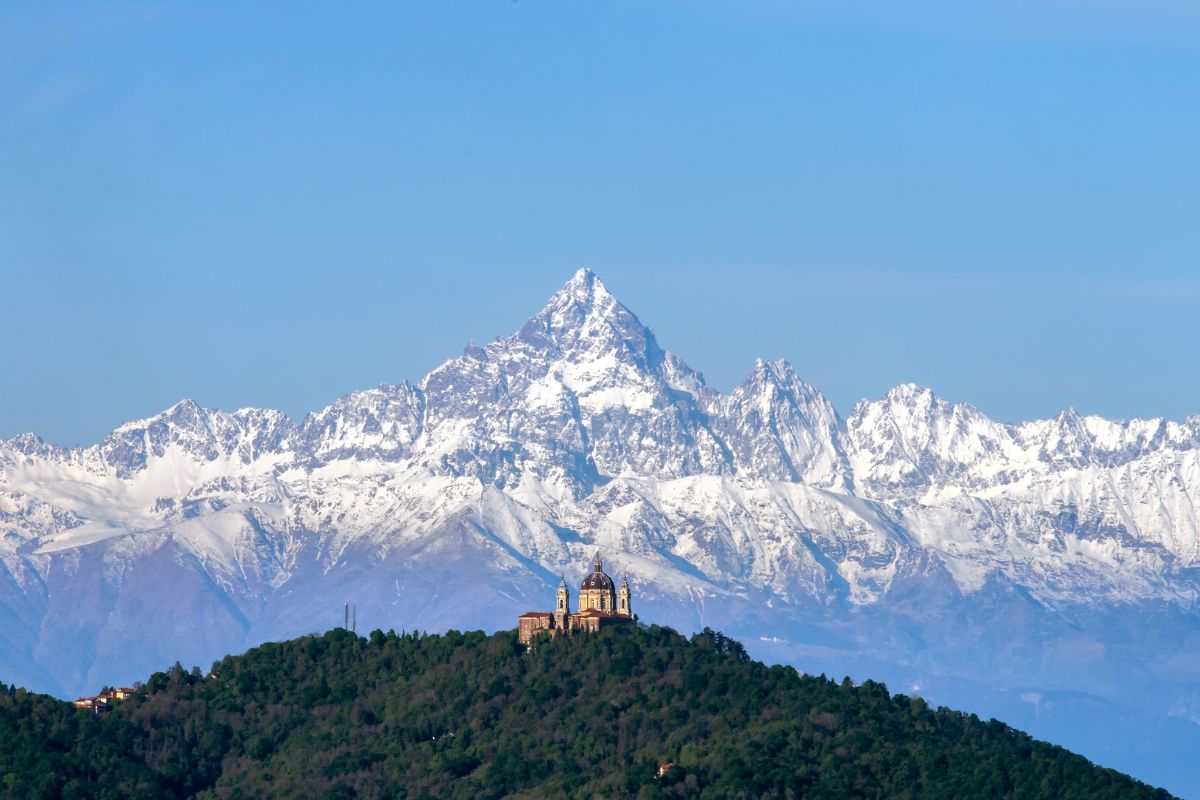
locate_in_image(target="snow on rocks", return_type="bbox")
[3,269,1200,695]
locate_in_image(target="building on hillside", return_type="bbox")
[73,696,110,714]
[72,687,136,714]
[518,556,635,645]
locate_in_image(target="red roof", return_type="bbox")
[518,611,552,619]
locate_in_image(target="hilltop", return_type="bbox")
[0,625,1173,799]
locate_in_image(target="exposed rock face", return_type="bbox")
[3,269,1200,793]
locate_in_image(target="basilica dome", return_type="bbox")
[581,558,615,591]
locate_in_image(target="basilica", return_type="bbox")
[518,556,634,645]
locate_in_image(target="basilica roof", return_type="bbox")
[581,557,615,591]
[581,571,614,591]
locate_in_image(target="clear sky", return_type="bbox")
[2,2,1198,446]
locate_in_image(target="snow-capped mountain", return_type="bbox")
[3,269,1200,793]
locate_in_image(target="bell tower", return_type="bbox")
[618,574,632,616]
[554,577,570,629]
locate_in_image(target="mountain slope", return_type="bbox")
[3,269,1200,794]
[0,626,1175,799]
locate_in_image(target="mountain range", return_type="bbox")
[3,269,1200,794]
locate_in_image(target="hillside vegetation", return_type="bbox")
[0,625,1175,799]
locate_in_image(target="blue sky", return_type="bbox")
[2,2,1198,446]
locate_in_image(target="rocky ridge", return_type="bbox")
[2,269,1200,794]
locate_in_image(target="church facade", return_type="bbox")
[518,557,634,645]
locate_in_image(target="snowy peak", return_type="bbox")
[8,270,1200,601]
[543,267,612,318]
[418,270,660,411]
[1015,410,1200,470]
[407,270,729,492]
[10,271,1199,508]
[844,383,1200,504]
[93,399,296,478]
[718,359,848,488]
[845,384,1018,498]
[0,432,65,462]
[300,383,424,464]
[740,359,829,407]
[511,269,684,385]
[520,268,632,342]
[1034,408,1094,468]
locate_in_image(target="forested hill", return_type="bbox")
[0,626,1175,800]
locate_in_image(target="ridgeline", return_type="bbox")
[0,625,1175,799]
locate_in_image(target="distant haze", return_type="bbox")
[3,2,1198,446]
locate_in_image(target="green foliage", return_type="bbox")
[0,684,164,798]
[0,626,1177,799]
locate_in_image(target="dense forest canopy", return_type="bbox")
[0,625,1175,799]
